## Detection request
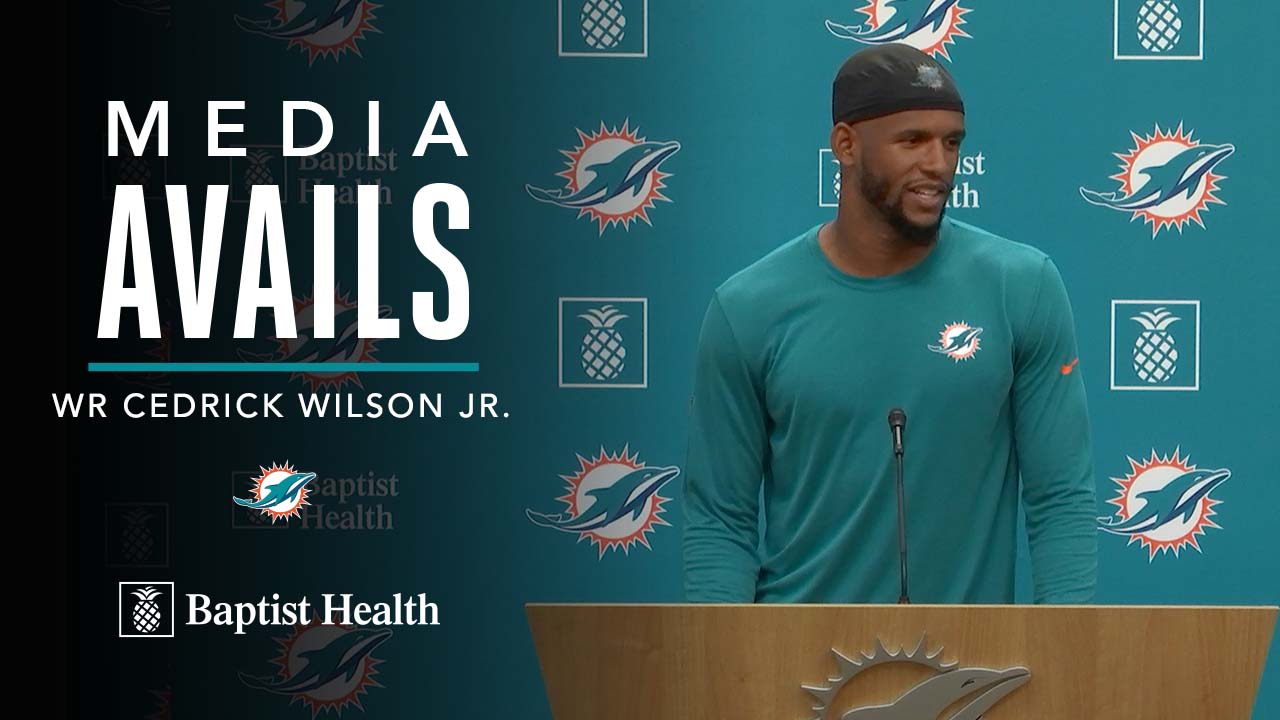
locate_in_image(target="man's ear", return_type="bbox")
[831,122,859,168]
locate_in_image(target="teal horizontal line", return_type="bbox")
[88,362,479,373]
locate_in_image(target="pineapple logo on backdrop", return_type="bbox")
[240,621,390,717]
[825,0,973,61]
[1080,123,1232,237]
[228,145,290,203]
[558,0,648,57]
[1111,300,1199,391]
[119,581,175,638]
[526,446,680,558]
[559,298,647,388]
[1098,448,1230,560]
[237,289,390,391]
[105,502,170,567]
[1115,0,1204,60]
[525,121,680,235]
[234,0,381,64]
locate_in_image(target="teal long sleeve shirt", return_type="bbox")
[682,218,1098,604]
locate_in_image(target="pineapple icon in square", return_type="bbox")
[1115,0,1204,60]
[1111,300,1199,391]
[1131,307,1180,383]
[580,304,628,380]
[121,507,155,563]
[102,132,168,199]
[227,145,288,203]
[819,149,841,207]
[559,0,647,57]
[132,587,163,633]
[560,298,647,388]
[119,581,175,638]
[106,502,169,567]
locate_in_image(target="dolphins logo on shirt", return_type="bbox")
[928,321,983,361]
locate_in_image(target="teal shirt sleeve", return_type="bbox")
[1012,258,1099,604]
[682,292,766,602]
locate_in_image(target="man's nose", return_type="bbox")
[920,140,950,176]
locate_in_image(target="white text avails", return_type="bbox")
[97,184,470,341]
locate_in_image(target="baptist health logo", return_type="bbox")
[233,468,400,530]
[1111,300,1199,391]
[1080,124,1232,237]
[1098,448,1230,560]
[235,0,381,64]
[223,144,400,205]
[1115,0,1203,60]
[826,0,972,61]
[559,298,647,388]
[119,581,175,638]
[526,446,680,558]
[526,121,679,235]
[559,0,647,57]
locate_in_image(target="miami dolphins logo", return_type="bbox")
[927,321,982,361]
[1098,448,1231,561]
[802,636,1029,719]
[239,621,390,717]
[826,0,973,61]
[525,121,680,235]
[144,687,171,720]
[526,445,681,558]
[235,0,381,64]
[233,462,316,523]
[237,289,389,392]
[1080,123,1233,237]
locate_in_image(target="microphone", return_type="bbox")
[887,408,910,604]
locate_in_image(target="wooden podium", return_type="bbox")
[527,604,1276,719]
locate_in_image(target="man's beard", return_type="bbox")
[858,164,947,245]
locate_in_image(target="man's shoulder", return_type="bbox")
[945,218,1050,278]
[713,224,821,312]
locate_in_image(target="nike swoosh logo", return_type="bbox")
[1060,358,1079,375]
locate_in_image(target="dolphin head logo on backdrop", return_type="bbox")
[239,622,391,716]
[525,121,680,235]
[1079,123,1233,237]
[234,0,381,64]
[1097,448,1231,561]
[237,289,389,391]
[826,0,973,61]
[526,445,681,558]
[233,462,317,523]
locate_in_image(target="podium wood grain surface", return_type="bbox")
[526,604,1276,719]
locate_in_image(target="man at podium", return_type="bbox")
[682,44,1098,605]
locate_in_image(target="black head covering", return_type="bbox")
[832,43,964,125]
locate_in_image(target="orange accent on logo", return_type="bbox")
[1061,358,1079,375]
